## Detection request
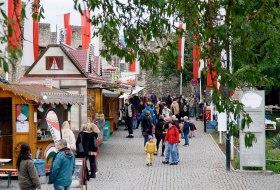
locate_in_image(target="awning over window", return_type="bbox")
[102,89,120,97]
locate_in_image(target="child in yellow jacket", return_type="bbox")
[144,135,157,166]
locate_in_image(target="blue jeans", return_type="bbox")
[169,143,178,163]
[183,131,189,145]
[144,135,149,146]
[54,184,70,190]
[189,107,195,117]
[133,119,137,129]
[165,141,170,161]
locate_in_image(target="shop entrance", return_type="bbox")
[0,98,13,159]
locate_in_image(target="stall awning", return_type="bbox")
[102,89,120,97]
[0,81,84,105]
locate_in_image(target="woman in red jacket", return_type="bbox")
[162,121,180,165]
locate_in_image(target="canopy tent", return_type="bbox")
[131,86,145,95]
[102,89,120,97]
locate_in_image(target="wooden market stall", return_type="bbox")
[0,80,83,173]
[102,89,120,134]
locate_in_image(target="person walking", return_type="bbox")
[165,95,172,109]
[141,111,153,146]
[182,116,190,146]
[155,115,166,156]
[150,93,157,106]
[179,105,189,122]
[76,123,99,178]
[189,94,195,117]
[162,121,180,165]
[17,144,41,190]
[144,135,157,166]
[189,120,197,138]
[138,102,156,125]
[171,98,180,120]
[125,98,135,138]
[49,139,75,190]
[61,121,76,152]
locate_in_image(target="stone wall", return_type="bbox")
[138,70,194,99]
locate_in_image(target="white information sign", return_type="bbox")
[239,90,265,170]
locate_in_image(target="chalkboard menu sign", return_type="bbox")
[71,158,87,189]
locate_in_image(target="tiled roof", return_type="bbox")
[69,50,87,70]
[68,50,103,80]
[0,82,84,105]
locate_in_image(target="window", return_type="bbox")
[46,56,63,70]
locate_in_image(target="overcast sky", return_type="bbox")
[40,0,82,32]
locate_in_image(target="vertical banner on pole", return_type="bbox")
[81,10,90,50]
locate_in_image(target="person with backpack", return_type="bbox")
[141,111,153,146]
[76,122,99,178]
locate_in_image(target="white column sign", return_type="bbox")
[239,90,265,170]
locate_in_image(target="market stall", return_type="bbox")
[0,80,83,173]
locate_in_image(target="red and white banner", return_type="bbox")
[22,0,39,66]
[192,44,200,79]
[81,10,90,50]
[45,110,62,148]
[177,23,185,70]
[8,0,21,50]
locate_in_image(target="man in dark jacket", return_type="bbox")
[49,139,75,190]
[155,115,166,156]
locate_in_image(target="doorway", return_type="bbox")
[0,98,13,159]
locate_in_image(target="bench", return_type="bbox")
[0,169,17,187]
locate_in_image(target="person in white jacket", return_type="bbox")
[61,121,76,152]
[162,106,171,119]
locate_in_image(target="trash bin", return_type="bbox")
[206,120,217,133]
[103,121,111,140]
[33,159,46,176]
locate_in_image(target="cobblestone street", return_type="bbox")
[1,120,279,190]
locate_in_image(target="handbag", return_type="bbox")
[77,134,84,153]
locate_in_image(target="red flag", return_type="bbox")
[8,0,21,50]
[192,44,200,79]
[206,58,217,90]
[33,0,39,60]
[81,10,90,50]
[177,23,183,70]
[64,13,72,46]
[129,59,136,72]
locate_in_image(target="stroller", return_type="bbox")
[196,103,204,121]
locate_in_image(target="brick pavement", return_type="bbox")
[1,120,279,190]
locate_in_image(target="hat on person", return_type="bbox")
[148,135,153,140]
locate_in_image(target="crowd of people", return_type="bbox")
[16,93,200,189]
[121,93,200,166]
